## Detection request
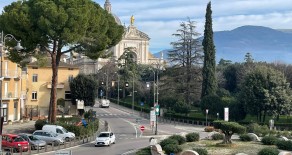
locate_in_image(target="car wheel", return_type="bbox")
[65,137,70,142]
[53,141,59,146]
[113,140,115,144]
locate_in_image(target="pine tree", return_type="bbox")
[201,2,217,98]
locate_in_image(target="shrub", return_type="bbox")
[247,123,269,137]
[261,136,278,145]
[204,126,214,132]
[160,138,178,148]
[276,140,292,151]
[168,135,186,145]
[35,119,47,130]
[212,133,224,140]
[186,133,200,142]
[239,134,253,141]
[136,147,151,155]
[258,147,279,155]
[163,144,182,154]
[193,148,208,155]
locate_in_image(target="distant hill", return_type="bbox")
[154,26,292,64]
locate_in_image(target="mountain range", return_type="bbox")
[154,26,292,64]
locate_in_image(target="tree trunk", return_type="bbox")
[48,44,61,124]
[263,108,267,123]
[223,133,232,144]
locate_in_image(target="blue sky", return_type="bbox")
[1,0,292,53]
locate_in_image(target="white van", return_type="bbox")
[42,125,75,141]
[99,99,110,108]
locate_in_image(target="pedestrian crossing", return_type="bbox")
[96,113,131,117]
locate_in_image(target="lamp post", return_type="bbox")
[0,31,23,153]
[104,73,108,100]
[206,109,209,126]
[115,72,120,105]
[217,113,219,120]
[132,72,135,115]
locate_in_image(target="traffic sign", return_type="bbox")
[140,125,145,132]
[155,105,160,115]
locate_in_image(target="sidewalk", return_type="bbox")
[3,121,36,134]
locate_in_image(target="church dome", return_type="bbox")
[112,14,122,25]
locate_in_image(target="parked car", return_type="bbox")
[18,133,46,150]
[32,130,64,146]
[42,125,75,141]
[99,99,110,108]
[2,134,29,152]
[95,132,115,147]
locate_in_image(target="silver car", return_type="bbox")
[32,130,64,146]
[19,133,46,150]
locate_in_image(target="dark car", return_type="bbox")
[2,134,29,152]
[19,133,46,150]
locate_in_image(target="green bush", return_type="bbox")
[261,136,278,145]
[239,134,253,141]
[163,144,182,154]
[276,140,292,151]
[186,133,200,142]
[258,147,279,155]
[35,119,47,130]
[56,119,99,137]
[168,135,186,145]
[160,138,178,148]
[211,133,224,140]
[136,147,151,155]
[192,148,208,155]
[247,123,269,137]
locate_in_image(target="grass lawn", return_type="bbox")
[181,140,272,155]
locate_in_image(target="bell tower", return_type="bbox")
[104,0,111,13]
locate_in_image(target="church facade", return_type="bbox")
[71,0,162,74]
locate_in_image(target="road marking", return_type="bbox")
[99,108,139,139]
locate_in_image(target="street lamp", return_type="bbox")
[115,72,120,105]
[217,113,219,120]
[132,72,135,115]
[206,109,209,126]
[104,73,108,100]
[0,31,23,153]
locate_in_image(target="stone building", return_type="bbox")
[71,0,163,74]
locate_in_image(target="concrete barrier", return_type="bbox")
[279,151,292,155]
[180,150,199,155]
[247,133,261,141]
[151,144,165,155]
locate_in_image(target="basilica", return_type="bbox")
[71,0,163,74]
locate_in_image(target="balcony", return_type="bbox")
[46,82,65,89]
[2,92,18,100]
[1,70,20,79]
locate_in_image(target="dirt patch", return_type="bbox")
[181,140,272,155]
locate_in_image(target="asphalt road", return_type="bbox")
[40,104,206,155]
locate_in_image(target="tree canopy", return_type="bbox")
[0,0,124,123]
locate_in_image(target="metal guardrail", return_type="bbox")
[0,132,100,155]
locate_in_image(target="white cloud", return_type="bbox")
[1,0,292,53]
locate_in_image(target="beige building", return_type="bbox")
[26,61,79,117]
[0,54,26,122]
[71,0,163,74]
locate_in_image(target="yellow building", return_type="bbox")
[0,55,26,123]
[26,61,79,118]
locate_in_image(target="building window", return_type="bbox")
[65,91,71,100]
[32,74,38,82]
[68,75,74,82]
[32,91,37,100]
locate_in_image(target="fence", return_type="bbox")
[25,106,70,120]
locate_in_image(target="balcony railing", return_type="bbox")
[2,92,18,99]
[46,82,65,89]
[0,70,20,78]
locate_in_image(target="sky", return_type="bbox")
[1,0,292,54]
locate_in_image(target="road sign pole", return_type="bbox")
[155,105,159,135]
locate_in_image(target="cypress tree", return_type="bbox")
[201,2,217,98]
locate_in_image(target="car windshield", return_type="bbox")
[98,133,109,137]
[28,135,39,140]
[62,128,68,133]
[51,132,58,137]
[13,137,25,142]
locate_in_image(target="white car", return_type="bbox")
[99,99,110,108]
[95,132,115,146]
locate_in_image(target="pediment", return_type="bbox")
[123,26,150,40]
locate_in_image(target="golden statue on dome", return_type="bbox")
[130,15,135,25]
